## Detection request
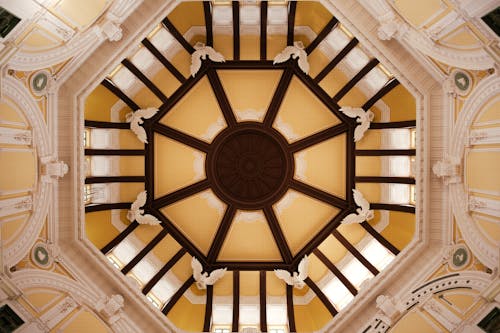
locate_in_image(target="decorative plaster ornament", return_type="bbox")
[126,107,158,143]
[341,189,374,224]
[191,257,227,290]
[274,255,308,289]
[340,106,374,142]
[127,191,160,225]
[190,42,225,77]
[273,41,310,74]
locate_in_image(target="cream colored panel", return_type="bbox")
[60,310,109,333]
[240,271,259,296]
[475,217,500,243]
[0,150,36,191]
[56,0,108,28]
[466,151,500,193]
[390,310,441,333]
[25,290,62,311]
[475,99,500,124]
[440,27,482,49]
[1,215,29,243]
[394,0,445,27]
[0,101,26,124]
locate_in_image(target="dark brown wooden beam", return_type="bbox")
[207,205,237,263]
[145,126,155,197]
[85,176,144,184]
[121,228,169,274]
[286,284,296,332]
[289,123,348,153]
[162,17,195,54]
[232,271,240,333]
[203,285,213,332]
[371,203,415,214]
[361,221,400,255]
[122,58,168,103]
[101,79,139,111]
[356,149,416,156]
[206,70,237,126]
[370,120,416,129]
[304,277,338,317]
[260,1,268,60]
[85,202,131,213]
[346,127,356,204]
[141,38,186,83]
[333,58,379,102]
[362,77,399,111]
[143,248,187,294]
[85,120,129,129]
[153,179,211,209]
[85,149,144,156]
[260,271,267,332]
[211,262,290,271]
[356,176,415,184]
[305,17,339,54]
[232,1,240,60]
[162,276,195,315]
[263,206,292,264]
[154,123,211,153]
[203,1,213,47]
[210,60,285,70]
[263,68,294,127]
[101,221,139,254]
[332,229,379,276]
[290,179,348,209]
[313,248,358,296]
[314,38,358,83]
[287,1,297,46]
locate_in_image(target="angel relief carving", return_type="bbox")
[273,41,310,74]
[341,189,374,225]
[191,257,227,290]
[127,191,161,225]
[190,42,225,77]
[340,106,374,142]
[274,255,309,289]
[126,107,158,143]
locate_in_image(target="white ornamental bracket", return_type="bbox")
[96,294,124,324]
[41,157,68,183]
[432,157,461,185]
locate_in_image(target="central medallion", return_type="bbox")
[207,122,294,210]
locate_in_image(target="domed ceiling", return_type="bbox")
[83,1,418,331]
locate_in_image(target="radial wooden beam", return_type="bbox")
[331,229,379,276]
[370,120,416,129]
[85,176,144,184]
[162,17,195,54]
[260,271,267,332]
[260,1,268,60]
[263,68,294,127]
[304,277,338,317]
[290,179,348,209]
[313,249,358,296]
[122,58,168,103]
[206,70,237,126]
[203,285,214,332]
[333,58,379,102]
[356,176,416,184]
[356,149,416,156]
[371,203,416,213]
[287,1,297,46]
[361,221,400,255]
[203,1,213,47]
[161,276,195,315]
[232,1,240,60]
[154,123,211,153]
[84,120,129,129]
[305,17,339,54]
[153,179,211,209]
[121,228,169,274]
[362,77,400,111]
[85,149,144,156]
[101,79,139,111]
[211,60,285,70]
[211,262,291,271]
[207,205,237,263]
[143,248,187,294]
[314,38,358,83]
[346,127,356,204]
[289,123,348,153]
[286,284,296,332]
[85,202,131,213]
[263,206,292,264]
[232,271,240,333]
[141,38,186,83]
[101,221,139,254]
[145,127,155,196]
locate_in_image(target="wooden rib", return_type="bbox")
[85,149,144,156]
[154,123,210,153]
[153,179,210,209]
[361,221,400,255]
[203,1,213,47]
[260,1,268,60]
[304,277,338,317]
[162,17,195,54]
[122,58,168,103]
[210,60,284,70]
[101,221,139,254]
[85,120,129,129]
[305,17,339,54]
[333,58,379,102]
[314,38,358,83]
[232,1,240,60]
[260,271,267,332]
[232,271,240,332]
[85,176,144,184]
[362,77,400,110]
[263,206,292,264]
[211,262,290,271]
[263,68,294,127]
[287,1,297,46]
[289,123,348,153]
[141,38,186,83]
[161,276,195,315]
[332,229,379,276]
[206,70,237,126]
[289,179,348,209]
[207,205,237,263]
[346,127,356,204]
[371,203,416,214]
[370,120,416,129]
[356,176,416,184]
[121,228,169,274]
[286,284,296,332]
[101,79,139,111]
[203,285,213,332]
[143,248,187,294]
[356,149,416,156]
[145,125,155,197]
[85,202,131,213]
[313,248,358,295]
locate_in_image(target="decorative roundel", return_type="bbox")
[450,244,470,270]
[451,69,472,96]
[30,70,50,95]
[31,242,53,268]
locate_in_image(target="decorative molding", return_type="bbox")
[273,41,310,74]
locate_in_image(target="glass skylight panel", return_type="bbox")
[131,258,159,285]
[90,156,112,176]
[150,28,175,53]
[90,128,113,149]
[240,304,259,326]
[266,304,287,326]
[341,258,373,289]
[240,5,259,25]
[267,6,287,25]
[324,28,350,54]
[388,156,411,177]
[322,277,354,310]
[387,183,411,205]
[111,67,136,91]
[213,6,233,25]
[130,47,156,73]
[150,273,178,304]
[213,304,233,326]
[361,239,395,271]
[343,47,370,72]
[112,239,140,265]
[362,67,388,93]
[386,129,411,149]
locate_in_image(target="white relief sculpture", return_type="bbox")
[41,157,69,183]
[376,295,400,322]
[340,106,374,142]
[274,255,308,289]
[432,157,461,184]
[273,41,310,74]
[377,15,407,41]
[127,191,161,225]
[100,20,123,42]
[126,107,158,144]
[190,42,225,77]
[191,257,227,290]
[0,127,32,145]
[96,294,124,324]
[341,189,374,225]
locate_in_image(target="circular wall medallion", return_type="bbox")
[31,243,52,268]
[207,122,294,210]
[30,70,50,95]
[451,70,472,96]
[450,244,470,270]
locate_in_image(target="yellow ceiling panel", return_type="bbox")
[151,234,182,263]
[240,271,260,296]
[336,223,366,247]
[266,270,286,296]
[317,234,348,265]
[149,62,182,98]
[167,1,205,35]
[213,34,233,61]
[319,67,349,98]
[170,253,196,283]
[132,224,163,246]
[308,253,329,283]
[267,35,287,61]
[240,35,260,60]
[213,270,233,296]
[295,1,334,35]
[382,85,417,122]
